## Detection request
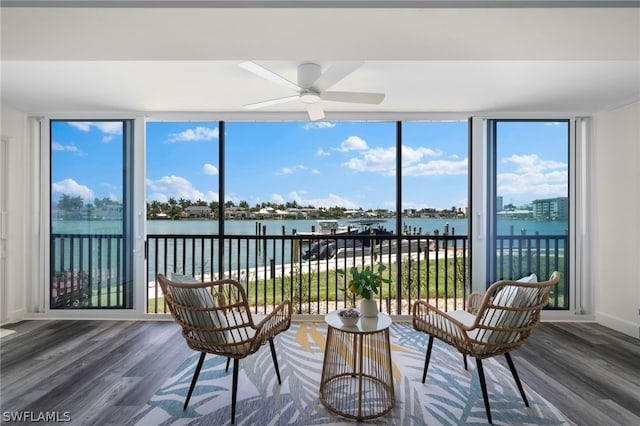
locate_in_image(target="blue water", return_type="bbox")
[145,217,567,236]
[53,217,568,236]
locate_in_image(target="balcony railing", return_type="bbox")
[50,233,129,308]
[146,232,470,315]
[495,232,569,310]
[49,231,568,312]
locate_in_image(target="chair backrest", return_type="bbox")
[470,271,560,357]
[158,274,258,357]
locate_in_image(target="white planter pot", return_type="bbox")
[359,298,378,318]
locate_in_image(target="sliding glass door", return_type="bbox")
[50,120,134,309]
[486,119,570,309]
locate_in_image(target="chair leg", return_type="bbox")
[269,338,282,384]
[504,352,529,407]
[422,335,434,383]
[184,352,206,410]
[225,357,231,372]
[231,358,239,424]
[475,358,493,424]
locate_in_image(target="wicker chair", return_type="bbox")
[158,274,292,424]
[412,271,560,424]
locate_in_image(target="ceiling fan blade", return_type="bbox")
[307,103,325,121]
[239,61,301,92]
[243,95,299,110]
[321,91,385,104]
[314,61,364,92]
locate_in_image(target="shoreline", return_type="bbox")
[148,246,468,299]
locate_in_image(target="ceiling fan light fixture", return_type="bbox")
[299,90,321,104]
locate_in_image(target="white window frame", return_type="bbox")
[470,115,593,320]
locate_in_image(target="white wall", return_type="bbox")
[592,101,640,338]
[0,105,35,324]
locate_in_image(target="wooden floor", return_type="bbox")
[1,320,639,425]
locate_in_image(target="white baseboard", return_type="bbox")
[596,311,640,339]
[4,308,25,325]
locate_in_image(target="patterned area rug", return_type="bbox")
[132,322,568,425]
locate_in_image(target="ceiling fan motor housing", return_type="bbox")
[298,63,322,88]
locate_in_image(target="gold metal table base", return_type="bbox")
[319,312,394,420]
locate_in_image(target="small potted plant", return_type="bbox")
[338,260,391,317]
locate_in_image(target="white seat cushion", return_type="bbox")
[447,310,475,327]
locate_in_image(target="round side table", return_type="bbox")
[319,310,394,420]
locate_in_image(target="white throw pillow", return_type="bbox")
[476,273,540,349]
[169,274,230,345]
[517,273,538,283]
[171,272,199,283]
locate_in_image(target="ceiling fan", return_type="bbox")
[239,61,385,121]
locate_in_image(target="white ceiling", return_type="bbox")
[2,3,639,119]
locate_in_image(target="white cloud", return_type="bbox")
[52,178,94,200]
[146,175,216,202]
[342,146,396,174]
[52,142,84,155]
[316,148,331,157]
[503,154,566,173]
[306,193,358,209]
[498,170,568,197]
[403,158,468,176]
[206,190,219,201]
[288,191,303,203]
[275,165,305,175]
[271,193,285,204]
[203,163,219,175]
[342,145,468,176]
[268,190,356,209]
[68,122,91,132]
[277,167,294,175]
[311,169,320,175]
[168,126,219,143]
[498,154,568,198]
[337,135,368,152]
[402,145,442,165]
[149,192,168,203]
[68,121,123,135]
[302,122,336,130]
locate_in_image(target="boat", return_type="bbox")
[302,226,394,261]
[296,219,352,237]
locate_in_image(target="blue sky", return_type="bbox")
[51,119,568,211]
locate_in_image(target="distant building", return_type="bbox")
[403,208,418,217]
[298,208,318,219]
[225,207,250,219]
[496,196,503,212]
[497,209,533,220]
[532,197,568,220]
[183,206,212,218]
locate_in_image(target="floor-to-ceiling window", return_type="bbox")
[50,120,134,308]
[44,116,580,314]
[400,121,470,307]
[144,121,220,310]
[486,119,570,309]
[401,121,469,233]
